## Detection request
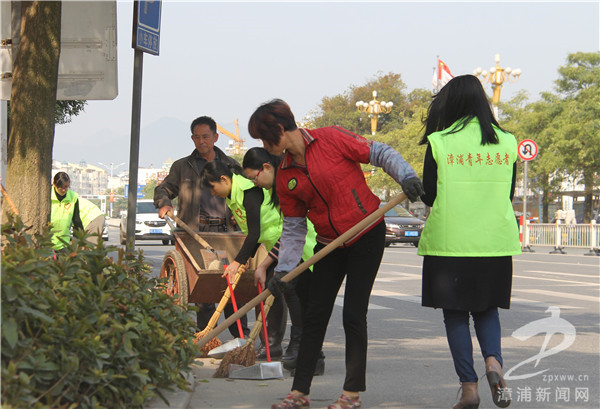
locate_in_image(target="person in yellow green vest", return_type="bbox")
[242,147,324,375]
[51,172,79,251]
[51,172,106,251]
[417,75,521,409]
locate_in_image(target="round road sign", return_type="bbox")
[518,139,538,161]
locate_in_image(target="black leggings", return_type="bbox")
[292,221,386,394]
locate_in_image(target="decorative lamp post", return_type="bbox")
[355,90,393,135]
[473,54,521,118]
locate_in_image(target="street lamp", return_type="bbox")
[473,54,521,118]
[356,90,393,135]
[98,162,125,218]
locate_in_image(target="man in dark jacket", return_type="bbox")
[155,116,248,337]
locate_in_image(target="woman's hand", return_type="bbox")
[254,265,267,289]
[222,261,241,284]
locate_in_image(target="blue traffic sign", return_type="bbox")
[134,0,162,55]
[124,184,146,198]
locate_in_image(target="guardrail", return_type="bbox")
[524,221,600,255]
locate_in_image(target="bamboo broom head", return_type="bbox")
[213,294,274,377]
[193,265,246,356]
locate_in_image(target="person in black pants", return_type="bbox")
[248,99,423,409]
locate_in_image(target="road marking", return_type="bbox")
[514,259,599,267]
[380,262,422,268]
[524,270,600,279]
[376,274,421,282]
[515,288,599,303]
[335,289,583,311]
[510,297,582,309]
[514,274,599,286]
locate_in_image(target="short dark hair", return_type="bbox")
[200,160,234,188]
[190,116,217,134]
[53,171,70,188]
[419,74,503,146]
[248,99,297,146]
[242,147,282,207]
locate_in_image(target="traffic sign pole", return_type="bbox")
[517,139,538,253]
[126,48,144,250]
[126,1,162,250]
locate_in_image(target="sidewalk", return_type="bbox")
[144,357,308,409]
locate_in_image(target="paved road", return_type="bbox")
[105,225,599,408]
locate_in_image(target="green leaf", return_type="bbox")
[2,318,18,349]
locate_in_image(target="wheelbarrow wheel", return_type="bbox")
[160,250,189,306]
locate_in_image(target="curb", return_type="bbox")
[143,371,195,409]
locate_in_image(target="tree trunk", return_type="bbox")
[4,1,61,233]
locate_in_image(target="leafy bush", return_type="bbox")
[1,217,199,409]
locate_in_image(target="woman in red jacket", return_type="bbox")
[248,99,423,409]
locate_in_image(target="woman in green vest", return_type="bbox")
[417,75,521,409]
[51,172,79,251]
[51,172,106,251]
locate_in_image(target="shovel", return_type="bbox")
[195,193,407,349]
[165,211,229,269]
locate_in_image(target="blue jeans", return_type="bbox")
[443,308,503,383]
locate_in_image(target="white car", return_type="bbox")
[119,199,173,245]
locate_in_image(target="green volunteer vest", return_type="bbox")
[227,174,283,251]
[418,118,521,257]
[78,197,103,227]
[50,187,78,250]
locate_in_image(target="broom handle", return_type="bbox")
[196,193,407,348]
[245,294,274,345]
[204,265,244,330]
[226,273,244,339]
[166,211,215,253]
[257,283,271,362]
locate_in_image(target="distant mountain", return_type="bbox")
[53,117,246,169]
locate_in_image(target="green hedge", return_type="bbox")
[1,217,199,408]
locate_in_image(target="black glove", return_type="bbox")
[267,271,290,297]
[401,177,425,202]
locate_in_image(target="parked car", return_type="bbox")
[119,199,173,245]
[381,203,425,247]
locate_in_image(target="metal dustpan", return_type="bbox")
[207,338,244,359]
[228,362,283,380]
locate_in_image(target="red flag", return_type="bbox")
[438,59,454,83]
[433,58,454,91]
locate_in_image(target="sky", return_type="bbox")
[52,1,600,168]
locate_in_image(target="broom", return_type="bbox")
[196,193,407,350]
[213,293,275,378]
[194,264,246,357]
